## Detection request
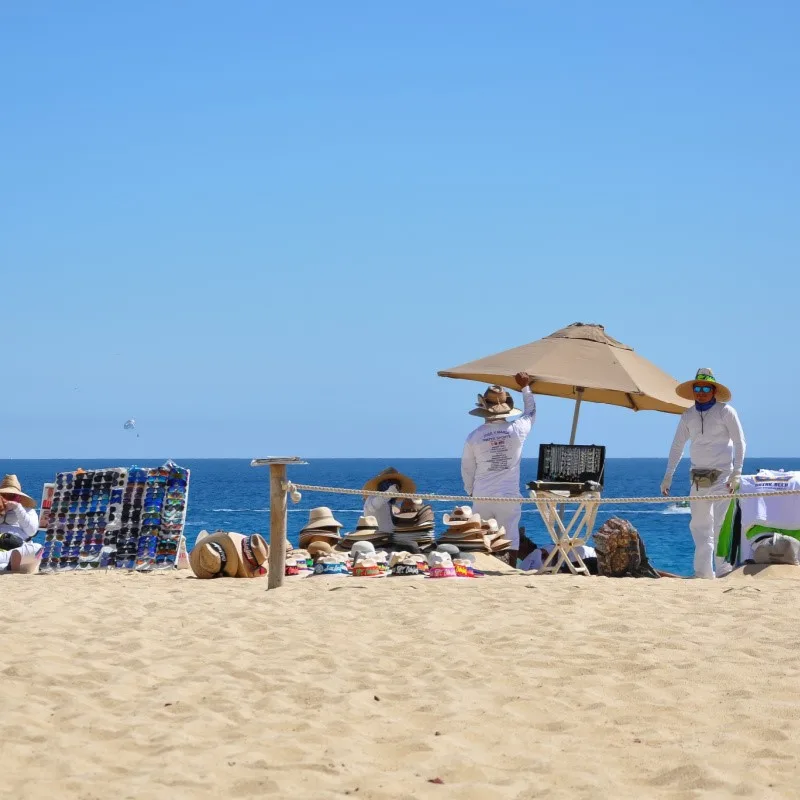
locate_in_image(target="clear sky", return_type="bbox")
[2,1,798,459]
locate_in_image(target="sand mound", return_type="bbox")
[725,563,800,580]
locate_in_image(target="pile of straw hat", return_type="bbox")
[480,518,513,555]
[388,550,427,576]
[338,515,391,551]
[189,531,269,579]
[427,550,457,578]
[284,539,314,576]
[437,506,486,551]
[298,507,343,550]
[391,498,436,550]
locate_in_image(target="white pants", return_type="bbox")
[689,475,732,579]
[472,501,522,549]
[0,540,42,571]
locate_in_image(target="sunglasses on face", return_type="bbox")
[693,385,713,394]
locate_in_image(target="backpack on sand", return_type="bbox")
[594,517,659,578]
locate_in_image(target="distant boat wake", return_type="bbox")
[662,502,691,515]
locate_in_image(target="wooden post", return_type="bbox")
[268,463,287,590]
[251,458,307,591]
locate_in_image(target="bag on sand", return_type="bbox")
[752,533,800,566]
[594,518,659,578]
[0,532,25,551]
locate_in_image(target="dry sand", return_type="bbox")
[3,567,800,799]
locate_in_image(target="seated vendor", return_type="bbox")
[0,475,42,573]
[362,467,417,533]
[518,531,599,574]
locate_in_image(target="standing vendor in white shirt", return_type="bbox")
[661,368,746,579]
[0,474,42,572]
[461,372,536,565]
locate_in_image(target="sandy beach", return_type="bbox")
[3,568,800,799]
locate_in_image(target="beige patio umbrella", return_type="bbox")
[438,322,691,444]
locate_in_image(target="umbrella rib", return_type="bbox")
[625,392,639,411]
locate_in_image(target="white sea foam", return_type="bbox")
[662,503,691,515]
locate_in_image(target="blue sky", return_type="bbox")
[2,1,798,459]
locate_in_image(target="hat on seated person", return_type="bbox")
[189,531,269,579]
[0,475,36,509]
[675,368,731,403]
[362,467,416,495]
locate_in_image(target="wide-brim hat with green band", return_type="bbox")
[675,367,731,403]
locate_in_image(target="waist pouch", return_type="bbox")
[690,468,722,489]
[0,532,25,551]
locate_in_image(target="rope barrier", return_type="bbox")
[285,482,800,506]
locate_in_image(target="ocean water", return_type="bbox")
[4,457,799,576]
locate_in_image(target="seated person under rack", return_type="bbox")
[517,532,599,574]
[0,474,42,573]
[362,467,417,534]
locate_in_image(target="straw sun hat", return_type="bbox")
[351,515,379,533]
[300,507,343,532]
[362,467,416,495]
[442,506,481,527]
[0,475,36,510]
[469,386,523,420]
[675,368,732,403]
[189,531,269,579]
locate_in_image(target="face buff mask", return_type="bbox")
[695,397,717,412]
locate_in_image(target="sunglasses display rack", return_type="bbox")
[39,461,190,573]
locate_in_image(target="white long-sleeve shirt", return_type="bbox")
[363,494,395,533]
[664,402,746,480]
[0,502,39,542]
[461,386,536,498]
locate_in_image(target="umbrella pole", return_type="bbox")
[559,389,584,521]
[569,388,584,445]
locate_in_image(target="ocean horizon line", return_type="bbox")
[1,455,796,462]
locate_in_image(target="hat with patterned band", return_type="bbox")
[675,367,731,403]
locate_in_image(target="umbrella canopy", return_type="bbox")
[438,322,691,415]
